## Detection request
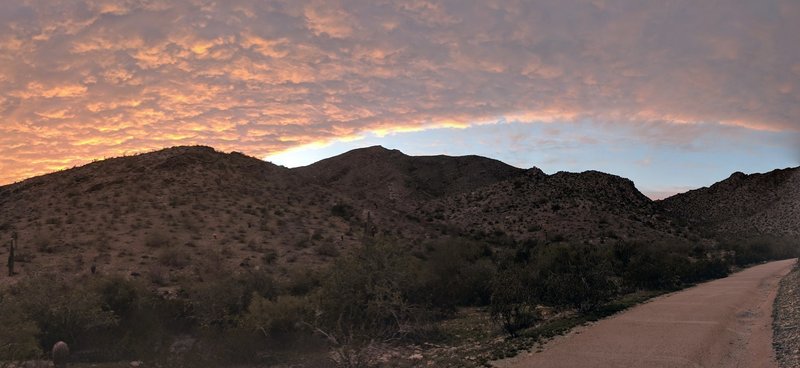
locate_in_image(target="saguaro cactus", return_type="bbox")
[7,232,16,277]
[52,341,70,368]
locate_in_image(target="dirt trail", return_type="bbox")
[493,259,796,368]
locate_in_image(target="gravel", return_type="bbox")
[773,261,800,368]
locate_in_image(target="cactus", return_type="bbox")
[52,341,69,368]
[7,232,15,277]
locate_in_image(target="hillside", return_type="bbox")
[661,167,800,238]
[0,145,751,288]
[0,146,363,284]
[420,168,689,245]
[295,145,525,204]
[0,145,796,367]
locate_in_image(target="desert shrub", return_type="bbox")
[96,276,139,319]
[683,256,730,283]
[315,242,425,342]
[145,231,172,248]
[0,273,191,361]
[285,270,322,296]
[535,244,617,312]
[0,298,41,360]
[187,270,276,331]
[315,243,340,257]
[262,248,278,264]
[331,204,355,220]
[723,236,798,267]
[490,242,623,336]
[413,239,496,311]
[241,294,311,337]
[8,275,118,352]
[90,277,183,360]
[619,245,687,290]
[489,266,540,336]
[31,232,54,253]
[158,247,191,268]
[312,241,436,368]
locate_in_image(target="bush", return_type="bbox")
[723,236,799,267]
[331,204,355,220]
[413,239,496,311]
[158,247,191,268]
[535,244,617,312]
[9,274,118,353]
[315,243,340,257]
[0,298,41,360]
[684,257,730,283]
[489,266,540,336]
[622,248,684,291]
[187,270,276,331]
[315,242,424,342]
[241,294,311,337]
[97,276,139,319]
[145,231,172,248]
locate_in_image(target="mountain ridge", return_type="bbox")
[1,145,796,286]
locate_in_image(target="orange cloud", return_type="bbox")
[0,0,798,185]
[13,82,88,99]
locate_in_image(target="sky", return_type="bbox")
[1,0,799,198]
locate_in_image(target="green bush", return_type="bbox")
[158,247,191,268]
[0,298,41,360]
[535,244,617,312]
[413,239,496,311]
[723,236,798,267]
[97,276,140,318]
[241,294,311,337]
[489,266,540,336]
[330,204,355,220]
[315,242,423,342]
[10,275,118,351]
[187,270,276,331]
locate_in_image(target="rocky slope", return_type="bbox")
[421,168,688,244]
[0,146,362,283]
[295,145,525,205]
[661,167,800,238]
[6,145,787,287]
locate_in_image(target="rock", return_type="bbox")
[129,361,143,367]
[409,353,423,360]
[773,264,800,368]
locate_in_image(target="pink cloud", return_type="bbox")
[0,0,798,184]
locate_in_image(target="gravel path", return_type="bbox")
[493,259,796,368]
[773,261,800,368]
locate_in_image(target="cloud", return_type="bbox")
[0,0,799,184]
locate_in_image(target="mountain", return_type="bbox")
[420,168,687,245]
[661,167,800,238]
[295,145,687,245]
[0,146,360,283]
[294,145,525,204]
[0,145,745,286]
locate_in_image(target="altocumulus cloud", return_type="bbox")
[0,0,799,183]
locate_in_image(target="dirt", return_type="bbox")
[773,263,800,368]
[493,259,796,368]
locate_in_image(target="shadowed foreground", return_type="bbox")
[494,259,796,368]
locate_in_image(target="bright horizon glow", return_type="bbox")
[266,119,798,200]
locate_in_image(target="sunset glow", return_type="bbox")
[1,1,799,196]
